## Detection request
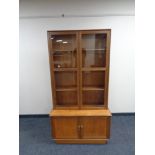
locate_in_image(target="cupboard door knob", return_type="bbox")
[77,125,81,137]
[80,125,83,129]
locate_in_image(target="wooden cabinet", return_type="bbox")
[52,116,110,140]
[48,29,112,144]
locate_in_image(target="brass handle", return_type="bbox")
[77,125,83,138]
[80,125,83,129]
[80,125,83,138]
[78,125,83,129]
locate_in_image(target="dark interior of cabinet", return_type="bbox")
[54,71,77,89]
[82,71,105,88]
[82,90,104,106]
[56,90,78,106]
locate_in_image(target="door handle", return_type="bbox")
[78,125,83,130]
[77,125,83,138]
[77,125,81,138]
[78,125,81,131]
[80,125,83,138]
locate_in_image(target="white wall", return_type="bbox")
[19,0,135,114]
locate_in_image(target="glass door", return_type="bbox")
[49,32,79,108]
[80,31,108,108]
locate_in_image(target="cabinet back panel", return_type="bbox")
[56,91,78,106]
[82,71,105,87]
[54,71,77,88]
[82,90,104,106]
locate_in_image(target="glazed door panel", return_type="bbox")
[79,31,110,108]
[81,33,107,68]
[48,32,80,108]
[48,30,111,109]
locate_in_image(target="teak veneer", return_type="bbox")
[48,29,112,144]
[50,109,112,117]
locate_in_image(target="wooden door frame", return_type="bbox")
[47,31,80,109]
[78,29,111,109]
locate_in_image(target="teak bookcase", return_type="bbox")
[48,29,112,144]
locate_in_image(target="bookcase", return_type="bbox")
[48,29,112,144]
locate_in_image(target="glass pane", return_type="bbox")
[51,34,77,68]
[82,90,104,106]
[82,33,107,67]
[56,91,77,106]
[55,71,77,88]
[53,50,76,68]
[82,71,105,88]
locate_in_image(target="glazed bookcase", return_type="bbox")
[48,29,112,144]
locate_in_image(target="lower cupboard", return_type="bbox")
[51,116,111,144]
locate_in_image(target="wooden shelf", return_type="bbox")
[82,67,106,71]
[53,50,75,52]
[56,87,77,91]
[83,51,105,54]
[81,105,105,109]
[82,87,104,91]
[84,49,105,51]
[54,68,77,71]
[53,50,76,55]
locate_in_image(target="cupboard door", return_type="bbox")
[48,32,80,108]
[80,31,110,108]
[52,117,79,139]
[81,117,110,139]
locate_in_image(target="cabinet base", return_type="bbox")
[54,139,108,144]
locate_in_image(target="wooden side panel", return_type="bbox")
[104,30,111,108]
[81,116,110,139]
[52,117,79,139]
